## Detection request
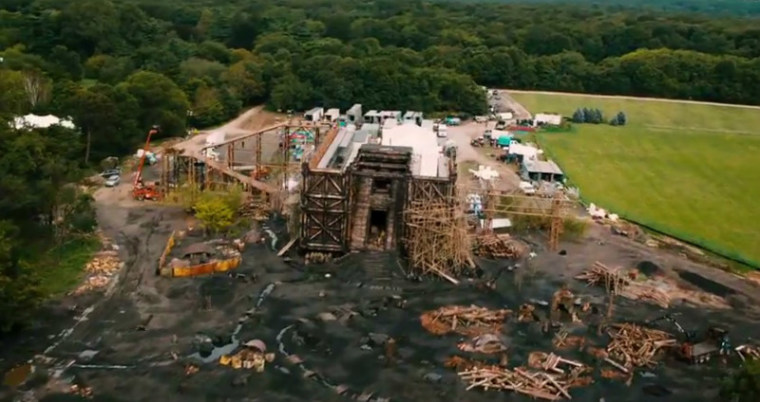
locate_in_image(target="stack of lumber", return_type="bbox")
[420,305,511,336]
[527,352,587,376]
[458,365,583,401]
[736,344,760,361]
[71,251,122,295]
[605,323,677,371]
[474,234,527,259]
[575,262,670,308]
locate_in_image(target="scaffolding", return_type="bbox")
[404,199,474,281]
[402,182,573,281]
[161,121,333,212]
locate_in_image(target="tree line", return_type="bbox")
[2,0,760,330]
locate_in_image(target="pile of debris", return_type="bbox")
[735,344,760,361]
[219,340,275,372]
[457,356,592,401]
[71,251,122,295]
[552,330,586,350]
[517,303,538,322]
[474,234,528,259]
[575,262,670,308]
[457,334,507,354]
[420,305,511,336]
[70,384,93,398]
[605,323,676,372]
[527,352,591,382]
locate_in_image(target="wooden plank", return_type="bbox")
[277,238,297,256]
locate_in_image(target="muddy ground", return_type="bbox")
[1,192,759,402]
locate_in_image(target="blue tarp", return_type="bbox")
[497,135,512,146]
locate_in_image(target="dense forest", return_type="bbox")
[452,0,760,17]
[2,0,760,330]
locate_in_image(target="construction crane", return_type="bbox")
[133,125,161,201]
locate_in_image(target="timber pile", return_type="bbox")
[71,251,122,295]
[420,305,511,336]
[736,344,760,361]
[458,363,590,401]
[575,262,670,308]
[605,323,677,371]
[474,234,527,259]
[527,352,588,375]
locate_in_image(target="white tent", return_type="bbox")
[12,114,75,130]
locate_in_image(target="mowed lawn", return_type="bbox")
[511,92,760,266]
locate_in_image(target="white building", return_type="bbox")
[304,107,324,122]
[533,113,562,127]
[324,108,340,122]
[380,122,445,178]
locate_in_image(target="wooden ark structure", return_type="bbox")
[300,142,458,256]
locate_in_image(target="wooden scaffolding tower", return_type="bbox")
[404,198,474,281]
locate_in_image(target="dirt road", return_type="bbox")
[173,106,286,157]
[447,122,520,190]
[494,91,532,120]
[506,89,760,110]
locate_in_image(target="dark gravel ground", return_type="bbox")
[2,210,759,402]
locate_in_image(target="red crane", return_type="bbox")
[132,125,161,201]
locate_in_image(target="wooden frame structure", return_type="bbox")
[161,120,333,210]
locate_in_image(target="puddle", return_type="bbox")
[189,283,276,363]
[677,270,736,297]
[637,261,662,276]
[3,363,34,387]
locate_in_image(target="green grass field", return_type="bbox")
[511,92,760,267]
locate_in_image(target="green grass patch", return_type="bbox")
[512,92,760,267]
[32,236,101,296]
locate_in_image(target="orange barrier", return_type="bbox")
[171,257,242,278]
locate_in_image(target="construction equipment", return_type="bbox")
[133,125,161,201]
[647,314,731,364]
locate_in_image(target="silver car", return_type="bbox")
[104,175,120,187]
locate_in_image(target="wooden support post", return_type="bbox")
[255,132,262,179]
[549,192,563,252]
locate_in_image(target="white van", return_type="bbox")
[519,181,536,195]
[437,125,448,138]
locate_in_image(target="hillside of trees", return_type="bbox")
[1,0,760,331]
[447,0,760,17]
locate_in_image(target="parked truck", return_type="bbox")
[648,314,731,364]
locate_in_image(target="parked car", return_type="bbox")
[100,168,120,178]
[519,181,536,195]
[105,175,120,187]
[495,120,507,130]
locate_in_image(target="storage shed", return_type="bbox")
[521,160,564,183]
[305,107,324,122]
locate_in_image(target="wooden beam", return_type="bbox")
[309,125,340,170]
